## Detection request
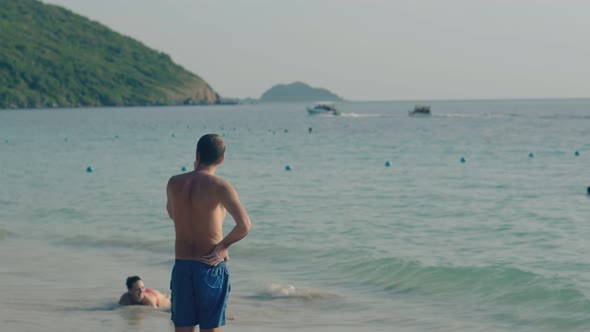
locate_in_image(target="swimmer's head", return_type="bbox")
[196,134,225,165]
[125,276,141,290]
[125,276,145,301]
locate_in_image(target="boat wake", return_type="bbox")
[434,113,519,119]
[339,112,382,118]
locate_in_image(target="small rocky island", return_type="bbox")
[260,82,343,102]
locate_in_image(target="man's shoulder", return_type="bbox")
[168,172,187,181]
[169,170,232,185]
[194,171,230,187]
[167,172,192,185]
[210,175,233,190]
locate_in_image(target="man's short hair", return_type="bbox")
[126,276,141,290]
[196,134,225,165]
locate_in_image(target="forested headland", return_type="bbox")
[0,0,219,109]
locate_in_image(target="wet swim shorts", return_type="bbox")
[170,259,230,329]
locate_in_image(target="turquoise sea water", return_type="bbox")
[1,99,589,332]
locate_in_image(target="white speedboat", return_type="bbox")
[307,102,340,115]
[408,105,431,116]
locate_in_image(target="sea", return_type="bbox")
[1,99,589,332]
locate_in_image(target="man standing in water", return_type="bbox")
[166,134,251,332]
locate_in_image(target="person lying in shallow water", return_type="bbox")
[119,276,171,309]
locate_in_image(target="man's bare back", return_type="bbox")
[166,135,250,266]
[167,134,250,331]
[167,171,226,260]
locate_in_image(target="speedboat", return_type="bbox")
[408,105,431,116]
[306,102,340,115]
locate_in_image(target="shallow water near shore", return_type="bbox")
[1,99,590,331]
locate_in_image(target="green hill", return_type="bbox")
[0,0,219,108]
[260,82,343,103]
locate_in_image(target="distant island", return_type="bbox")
[0,0,218,109]
[260,82,343,103]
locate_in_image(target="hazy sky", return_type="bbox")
[41,0,590,101]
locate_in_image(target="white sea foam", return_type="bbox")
[248,282,338,301]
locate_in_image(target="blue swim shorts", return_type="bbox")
[170,259,231,329]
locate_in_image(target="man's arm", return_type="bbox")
[219,181,251,248]
[201,180,251,266]
[166,178,174,220]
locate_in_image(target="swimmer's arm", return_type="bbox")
[157,294,171,309]
[119,293,131,305]
[146,295,158,308]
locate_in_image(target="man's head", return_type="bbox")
[196,134,225,166]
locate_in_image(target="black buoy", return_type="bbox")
[460,157,466,163]
[385,161,391,167]
[86,166,94,173]
[587,186,590,195]
[181,166,187,172]
[308,127,312,133]
[285,165,292,171]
